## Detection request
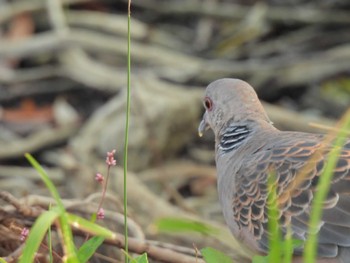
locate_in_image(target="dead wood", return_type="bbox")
[0,124,79,160]
[127,0,350,25]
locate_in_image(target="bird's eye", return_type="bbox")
[204,97,213,111]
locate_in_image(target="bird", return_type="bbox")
[198,78,350,263]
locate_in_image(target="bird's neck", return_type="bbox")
[217,124,251,153]
[216,120,276,153]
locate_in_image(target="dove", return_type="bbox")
[198,78,350,263]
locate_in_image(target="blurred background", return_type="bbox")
[0,0,349,262]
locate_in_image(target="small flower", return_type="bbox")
[95,173,104,183]
[20,227,29,241]
[97,208,105,220]
[106,149,117,166]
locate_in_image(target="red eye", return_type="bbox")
[204,97,213,111]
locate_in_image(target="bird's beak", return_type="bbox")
[198,112,210,137]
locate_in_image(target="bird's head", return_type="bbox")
[198,78,271,138]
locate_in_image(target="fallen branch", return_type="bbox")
[0,124,79,159]
[128,0,350,25]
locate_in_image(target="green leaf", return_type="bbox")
[155,218,219,236]
[89,212,97,223]
[156,217,253,259]
[0,257,8,263]
[25,154,64,208]
[201,247,232,263]
[66,213,115,238]
[19,208,61,263]
[252,255,268,263]
[25,154,79,262]
[78,236,105,262]
[133,253,148,263]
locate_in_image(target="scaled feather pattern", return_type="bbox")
[198,78,350,262]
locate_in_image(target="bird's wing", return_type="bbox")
[232,134,350,257]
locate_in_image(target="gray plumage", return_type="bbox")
[198,78,350,263]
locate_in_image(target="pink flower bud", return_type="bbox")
[106,150,117,166]
[97,208,105,220]
[95,173,104,183]
[20,227,29,241]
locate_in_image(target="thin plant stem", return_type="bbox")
[97,166,111,213]
[283,226,293,263]
[48,203,53,263]
[84,166,111,243]
[40,243,62,261]
[123,0,132,261]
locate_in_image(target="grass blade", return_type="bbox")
[25,153,78,262]
[19,208,61,263]
[155,217,219,235]
[303,110,350,262]
[123,1,132,261]
[201,247,233,263]
[267,171,282,263]
[67,213,115,238]
[77,236,105,262]
[282,226,293,263]
[134,253,149,263]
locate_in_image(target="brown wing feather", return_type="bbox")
[232,134,350,257]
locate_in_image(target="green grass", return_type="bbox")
[303,109,350,262]
[21,154,133,262]
[123,0,132,262]
[266,171,283,263]
[19,207,63,263]
[23,154,114,262]
[155,217,220,235]
[257,109,350,263]
[24,154,79,263]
